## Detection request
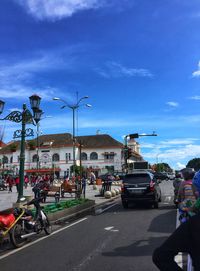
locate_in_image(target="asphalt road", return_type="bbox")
[0,180,176,271]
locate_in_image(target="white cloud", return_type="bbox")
[192,61,200,78]
[176,162,186,170]
[96,61,153,78]
[16,0,103,21]
[0,87,56,101]
[166,101,179,107]
[189,96,200,100]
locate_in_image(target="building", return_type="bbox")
[0,133,143,177]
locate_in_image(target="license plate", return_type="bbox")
[129,189,143,194]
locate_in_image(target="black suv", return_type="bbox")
[153,172,169,181]
[121,171,161,208]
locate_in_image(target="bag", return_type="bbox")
[193,170,200,196]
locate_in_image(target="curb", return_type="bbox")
[49,200,95,223]
[51,195,120,224]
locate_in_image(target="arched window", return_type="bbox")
[52,153,60,162]
[90,152,98,160]
[32,154,38,163]
[10,156,13,163]
[81,152,87,160]
[3,156,8,164]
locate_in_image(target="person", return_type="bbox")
[6,175,13,193]
[15,175,20,193]
[152,211,200,270]
[24,175,29,189]
[173,173,182,205]
[152,168,199,270]
[177,169,197,222]
[193,170,200,198]
[81,175,87,198]
[90,172,96,185]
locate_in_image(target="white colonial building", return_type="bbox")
[0,133,142,177]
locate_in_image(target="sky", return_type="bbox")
[0,0,200,170]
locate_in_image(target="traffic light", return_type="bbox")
[129,133,139,139]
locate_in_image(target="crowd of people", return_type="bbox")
[1,174,54,193]
[153,168,200,271]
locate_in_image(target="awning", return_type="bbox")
[25,168,61,173]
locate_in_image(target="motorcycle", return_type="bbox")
[0,179,7,191]
[0,197,51,248]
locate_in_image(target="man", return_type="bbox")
[152,212,200,270]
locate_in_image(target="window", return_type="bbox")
[3,156,8,164]
[10,157,13,163]
[90,152,98,160]
[65,153,71,161]
[104,153,114,160]
[81,152,87,160]
[52,153,60,162]
[32,154,38,163]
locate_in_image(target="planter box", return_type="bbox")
[47,199,95,222]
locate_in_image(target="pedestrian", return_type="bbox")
[24,175,29,188]
[6,175,13,193]
[15,175,20,193]
[90,172,96,185]
[173,173,182,205]
[81,175,87,198]
[193,170,200,198]
[152,168,199,270]
[152,211,200,270]
[177,169,197,222]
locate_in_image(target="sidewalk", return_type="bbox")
[0,184,120,212]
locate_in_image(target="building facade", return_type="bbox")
[0,133,142,177]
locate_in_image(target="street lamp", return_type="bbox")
[53,96,91,176]
[0,95,42,202]
[33,108,43,171]
[124,131,157,173]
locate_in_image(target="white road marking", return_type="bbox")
[0,217,88,261]
[104,226,114,231]
[95,202,118,215]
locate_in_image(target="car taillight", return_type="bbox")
[121,184,124,193]
[150,181,155,191]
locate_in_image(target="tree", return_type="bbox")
[186,158,200,171]
[155,162,172,172]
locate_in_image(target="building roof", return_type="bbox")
[0,133,123,153]
[76,134,123,148]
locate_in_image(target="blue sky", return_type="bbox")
[1,0,200,170]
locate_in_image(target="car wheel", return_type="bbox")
[153,201,159,209]
[122,201,128,209]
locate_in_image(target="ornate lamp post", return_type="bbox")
[53,96,91,177]
[0,95,42,202]
[33,108,43,171]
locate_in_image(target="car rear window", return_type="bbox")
[124,174,151,184]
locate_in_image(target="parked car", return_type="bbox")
[121,171,161,209]
[153,172,169,181]
[167,173,175,180]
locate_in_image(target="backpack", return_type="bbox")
[193,170,200,196]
